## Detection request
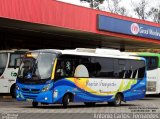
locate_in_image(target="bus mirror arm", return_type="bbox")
[14,59,18,69]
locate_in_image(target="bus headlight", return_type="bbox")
[42,84,50,92]
[16,85,20,90]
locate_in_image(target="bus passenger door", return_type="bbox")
[145,56,159,94]
[2,53,22,93]
[7,53,22,92]
[0,53,9,93]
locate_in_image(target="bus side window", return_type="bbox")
[125,70,132,79]
[132,70,137,79]
[145,57,150,69]
[150,57,158,70]
[131,60,145,79]
[119,65,125,78]
[55,60,66,78]
[9,53,23,68]
[130,60,137,79]
[144,56,158,70]
[93,62,101,77]
[138,67,145,79]
[65,60,74,77]
[55,59,74,80]
[118,60,127,79]
[0,53,8,76]
[94,57,114,78]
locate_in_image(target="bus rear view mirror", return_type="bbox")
[14,59,18,69]
[14,58,22,69]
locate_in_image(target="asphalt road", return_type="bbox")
[0,95,160,119]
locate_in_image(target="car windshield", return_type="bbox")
[18,52,56,83]
[0,53,8,76]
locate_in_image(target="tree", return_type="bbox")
[132,0,149,20]
[80,0,105,9]
[107,0,120,14]
[107,0,128,16]
[148,5,160,23]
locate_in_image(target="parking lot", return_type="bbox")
[0,95,160,119]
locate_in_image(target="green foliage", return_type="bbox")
[80,0,105,9]
[148,5,160,23]
[133,0,148,20]
[80,0,104,3]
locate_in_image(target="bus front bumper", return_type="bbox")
[16,90,53,104]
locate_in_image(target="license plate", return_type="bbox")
[26,99,33,102]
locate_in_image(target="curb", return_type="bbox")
[0,96,12,99]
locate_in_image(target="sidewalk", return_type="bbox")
[0,94,12,99]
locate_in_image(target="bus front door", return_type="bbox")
[0,77,9,93]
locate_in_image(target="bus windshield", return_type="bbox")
[17,52,56,84]
[0,53,8,76]
[143,56,158,70]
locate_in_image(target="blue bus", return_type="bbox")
[16,49,146,108]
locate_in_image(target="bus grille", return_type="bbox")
[147,81,156,92]
[23,94,38,99]
[21,88,40,94]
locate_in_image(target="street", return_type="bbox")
[0,95,160,119]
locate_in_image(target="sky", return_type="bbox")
[57,0,159,8]
[57,0,160,21]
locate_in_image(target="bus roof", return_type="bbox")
[30,48,145,61]
[0,49,28,53]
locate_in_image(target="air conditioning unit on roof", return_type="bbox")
[75,48,96,53]
[95,48,121,55]
[75,48,130,56]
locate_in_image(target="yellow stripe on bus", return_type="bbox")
[51,58,57,80]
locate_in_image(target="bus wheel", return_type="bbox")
[84,102,96,107]
[32,102,38,108]
[62,94,70,108]
[10,84,16,98]
[108,93,122,106]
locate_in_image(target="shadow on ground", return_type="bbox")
[21,103,138,109]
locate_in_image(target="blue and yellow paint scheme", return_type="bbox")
[16,55,146,104]
[16,76,146,104]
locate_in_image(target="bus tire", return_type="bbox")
[84,102,96,107]
[10,84,16,98]
[32,102,38,108]
[108,93,122,106]
[62,94,70,108]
